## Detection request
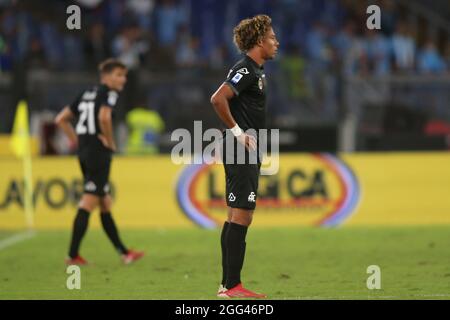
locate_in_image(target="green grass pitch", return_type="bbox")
[0,226,449,299]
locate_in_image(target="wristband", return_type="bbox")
[230,124,243,137]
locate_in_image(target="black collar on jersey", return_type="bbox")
[244,54,264,70]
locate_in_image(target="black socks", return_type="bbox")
[220,221,230,285]
[225,222,248,289]
[69,208,90,258]
[100,212,128,255]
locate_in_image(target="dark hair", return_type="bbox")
[233,15,272,53]
[98,58,127,75]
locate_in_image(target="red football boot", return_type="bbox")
[218,283,266,299]
[217,284,227,297]
[122,250,145,265]
[65,255,88,266]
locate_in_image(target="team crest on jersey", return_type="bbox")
[258,77,263,90]
[108,91,118,106]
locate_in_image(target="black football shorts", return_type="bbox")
[78,152,112,197]
[223,161,261,210]
[220,130,261,210]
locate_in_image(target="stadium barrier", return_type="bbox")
[0,152,449,229]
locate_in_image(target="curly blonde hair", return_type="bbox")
[233,14,272,53]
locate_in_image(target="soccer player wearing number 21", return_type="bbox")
[55,59,144,266]
[210,15,279,298]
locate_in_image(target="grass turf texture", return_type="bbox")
[0,226,449,299]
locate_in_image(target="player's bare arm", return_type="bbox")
[55,106,78,148]
[98,105,116,152]
[210,85,256,151]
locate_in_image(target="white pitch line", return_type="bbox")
[0,231,36,251]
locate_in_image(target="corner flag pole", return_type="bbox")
[10,100,35,230]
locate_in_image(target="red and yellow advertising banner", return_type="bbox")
[0,152,449,230]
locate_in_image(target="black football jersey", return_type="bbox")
[69,84,118,154]
[224,55,267,132]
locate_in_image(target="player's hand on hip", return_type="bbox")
[97,134,108,147]
[236,133,257,151]
[69,138,78,151]
[97,134,116,152]
[109,142,117,152]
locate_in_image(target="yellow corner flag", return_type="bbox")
[10,100,34,229]
[11,100,30,157]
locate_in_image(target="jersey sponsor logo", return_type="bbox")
[176,154,361,229]
[236,67,250,74]
[108,91,118,106]
[230,73,243,84]
[228,193,236,202]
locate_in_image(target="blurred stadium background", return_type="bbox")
[0,0,449,153]
[1,0,450,299]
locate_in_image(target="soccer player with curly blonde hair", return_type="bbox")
[210,15,279,298]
